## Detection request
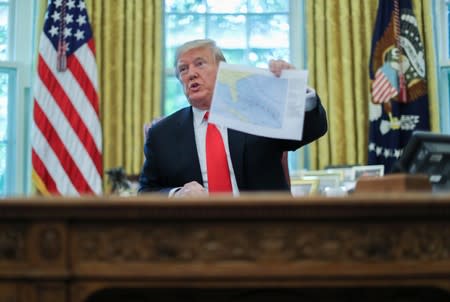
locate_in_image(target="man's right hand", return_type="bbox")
[173,181,208,197]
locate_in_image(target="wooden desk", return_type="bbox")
[0,193,449,301]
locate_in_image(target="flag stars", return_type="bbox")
[48,25,59,37]
[65,14,74,24]
[43,1,91,53]
[75,29,85,41]
[51,11,61,22]
[78,1,86,11]
[67,0,76,10]
[370,145,401,159]
[376,146,383,156]
[64,27,72,38]
[77,15,87,26]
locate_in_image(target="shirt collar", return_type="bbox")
[192,107,208,128]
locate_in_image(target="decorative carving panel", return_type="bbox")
[38,227,63,260]
[74,222,450,264]
[0,283,18,302]
[36,283,66,302]
[0,195,449,302]
[0,225,26,263]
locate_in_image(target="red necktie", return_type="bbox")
[204,112,232,193]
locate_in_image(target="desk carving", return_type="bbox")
[74,223,450,263]
[0,226,26,262]
[0,193,449,302]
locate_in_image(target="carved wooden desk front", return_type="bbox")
[0,193,449,302]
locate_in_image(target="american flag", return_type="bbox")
[32,0,103,195]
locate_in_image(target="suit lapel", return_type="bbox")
[228,129,246,189]
[176,107,203,184]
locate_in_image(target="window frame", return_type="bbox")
[162,0,306,113]
[162,0,309,171]
[0,66,16,194]
[439,0,450,65]
[0,0,36,195]
[435,0,450,133]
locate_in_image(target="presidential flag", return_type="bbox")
[32,0,103,195]
[368,0,430,172]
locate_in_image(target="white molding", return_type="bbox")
[433,0,450,132]
[439,68,450,132]
[289,0,306,69]
[14,0,36,79]
[438,0,450,66]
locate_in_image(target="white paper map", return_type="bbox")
[209,62,308,141]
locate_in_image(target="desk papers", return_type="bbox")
[209,62,308,141]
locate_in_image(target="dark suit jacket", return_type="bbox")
[138,100,327,194]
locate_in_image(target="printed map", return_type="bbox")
[213,69,288,129]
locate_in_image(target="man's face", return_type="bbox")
[176,47,219,110]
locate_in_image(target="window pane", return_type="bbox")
[164,0,291,115]
[0,141,4,192]
[165,0,206,13]
[447,69,450,117]
[165,47,176,70]
[207,0,247,13]
[0,71,8,195]
[448,3,450,59]
[0,72,7,139]
[0,0,34,195]
[0,4,9,60]
[248,48,289,68]
[248,0,289,13]
[248,14,289,48]
[164,75,188,114]
[207,15,246,47]
[166,14,205,49]
[221,48,245,64]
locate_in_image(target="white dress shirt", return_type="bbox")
[192,107,240,195]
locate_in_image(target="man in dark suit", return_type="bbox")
[138,39,327,197]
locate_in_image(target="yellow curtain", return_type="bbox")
[85,0,163,186]
[306,0,439,170]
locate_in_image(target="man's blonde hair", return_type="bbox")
[174,39,226,78]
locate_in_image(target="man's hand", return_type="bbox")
[269,59,295,77]
[173,181,208,197]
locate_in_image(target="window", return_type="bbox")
[163,0,304,115]
[436,0,450,133]
[0,0,36,195]
[163,0,307,170]
[0,0,11,60]
[0,0,14,195]
[0,67,15,194]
